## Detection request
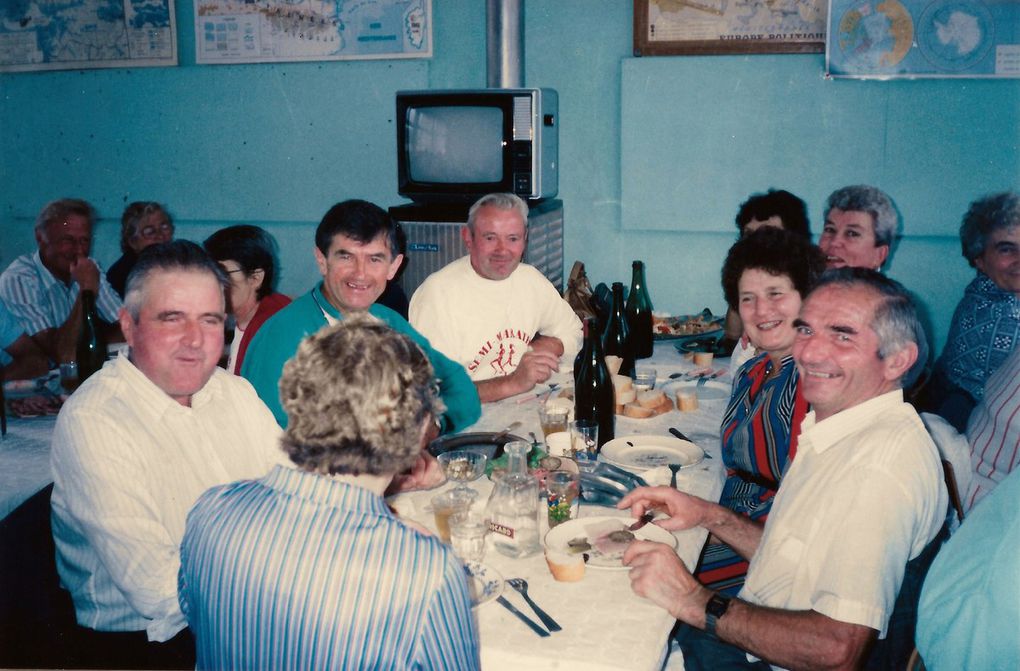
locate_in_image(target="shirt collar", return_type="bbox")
[260,464,393,517]
[31,250,66,290]
[799,389,905,454]
[113,352,221,417]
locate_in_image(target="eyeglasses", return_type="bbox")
[137,222,174,239]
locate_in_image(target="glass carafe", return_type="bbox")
[486,441,541,558]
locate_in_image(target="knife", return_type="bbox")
[628,511,655,531]
[496,596,550,637]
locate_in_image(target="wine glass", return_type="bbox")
[437,450,488,496]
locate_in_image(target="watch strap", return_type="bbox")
[704,593,731,637]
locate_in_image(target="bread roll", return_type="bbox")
[637,390,666,409]
[545,550,585,582]
[623,403,654,418]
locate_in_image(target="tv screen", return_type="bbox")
[406,106,504,184]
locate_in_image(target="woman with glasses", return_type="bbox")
[203,225,291,375]
[108,202,174,297]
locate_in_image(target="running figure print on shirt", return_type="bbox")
[469,327,533,377]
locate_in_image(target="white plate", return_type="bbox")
[463,561,503,608]
[544,516,678,570]
[599,435,705,471]
[669,379,730,402]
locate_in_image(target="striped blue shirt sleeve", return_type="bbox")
[416,554,481,670]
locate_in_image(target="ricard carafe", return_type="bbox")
[485,441,541,558]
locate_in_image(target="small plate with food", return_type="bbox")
[652,310,724,342]
[544,516,677,570]
[463,561,504,607]
[599,435,705,472]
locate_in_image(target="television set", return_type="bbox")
[396,88,558,203]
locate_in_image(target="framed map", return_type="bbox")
[195,0,430,64]
[827,0,1020,78]
[633,0,827,55]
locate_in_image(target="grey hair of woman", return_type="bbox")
[119,202,172,254]
[959,192,1020,267]
[813,267,928,388]
[824,185,898,247]
[467,192,529,231]
[279,315,445,477]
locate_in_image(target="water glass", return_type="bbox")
[538,402,570,439]
[545,470,580,528]
[570,419,599,471]
[450,511,488,562]
[633,367,657,391]
[431,489,477,543]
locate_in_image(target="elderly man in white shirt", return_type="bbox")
[50,240,288,669]
[0,198,122,364]
[410,193,581,402]
[619,269,947,671]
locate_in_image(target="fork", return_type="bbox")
[506,578,562,632]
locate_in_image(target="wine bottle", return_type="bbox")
[602,282,635,377]
[75,290,106,384]
[626,260,654,359]
[574,318,615,448]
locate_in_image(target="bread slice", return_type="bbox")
[605,355,623,376]
[615,387,637,406]
[612,374,633,392]
[545,549,585,582]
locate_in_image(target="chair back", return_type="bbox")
[921,412,972,524]
[863,522,950,671]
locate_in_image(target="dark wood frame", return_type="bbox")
[633,0,825,56]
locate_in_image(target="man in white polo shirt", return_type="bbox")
[620,269,947,670]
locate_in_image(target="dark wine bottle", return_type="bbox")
[602,282,635,378]
[626,260,654,359]
[574,318,615,448]
[75,290,106,384]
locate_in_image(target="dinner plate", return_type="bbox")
[667,379,730,402]
[544,516,678,570]
[674,337,729,356]
[463,561,503,607]
[599,435,705,471]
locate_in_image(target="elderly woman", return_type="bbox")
[725,189,812,371]
[819,184,897,271]
[928,192,1020,430]
[698,227,826,595]
[107,202,174,297]
[203,225,291,374]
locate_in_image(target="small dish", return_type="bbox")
[666,379,730,402]
[599,435,705,472]
[543,516,678,569]
[463,561,503,607]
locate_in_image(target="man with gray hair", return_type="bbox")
[819,185,899,271]
[50,240,287,669]
[619,268,946,670]
[410,193,582,402]
[180,316,480,670]
[0,198,122,364]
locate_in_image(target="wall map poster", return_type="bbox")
[0,0,176,72]
[195,0,430,64]
[827,0,1020,77]
[633,0,827,55]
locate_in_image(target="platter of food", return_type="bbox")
[599,435,705,472]
[544,516,677,569]
[463,561,503,607]
[674,336,729,356]
[652,310,724,341]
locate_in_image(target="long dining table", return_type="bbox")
[391,342,731,671]
[0,341,732,670]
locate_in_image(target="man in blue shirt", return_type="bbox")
[242,199,480,435]
[180,316,480,670]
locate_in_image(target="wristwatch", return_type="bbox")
[704,593,731,637]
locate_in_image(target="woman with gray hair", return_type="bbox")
[819,185,897,271]
[107,202,174,297]
[927,192,1020,430]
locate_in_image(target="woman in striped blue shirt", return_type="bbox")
[179,316,480,670]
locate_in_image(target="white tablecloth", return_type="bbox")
[0,415,56,519]
[392,343,730,671]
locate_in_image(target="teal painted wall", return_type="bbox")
[2,0,1018,354]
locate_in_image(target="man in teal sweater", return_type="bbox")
[242,200,480,436]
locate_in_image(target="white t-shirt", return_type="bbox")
[409,256,582,381]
